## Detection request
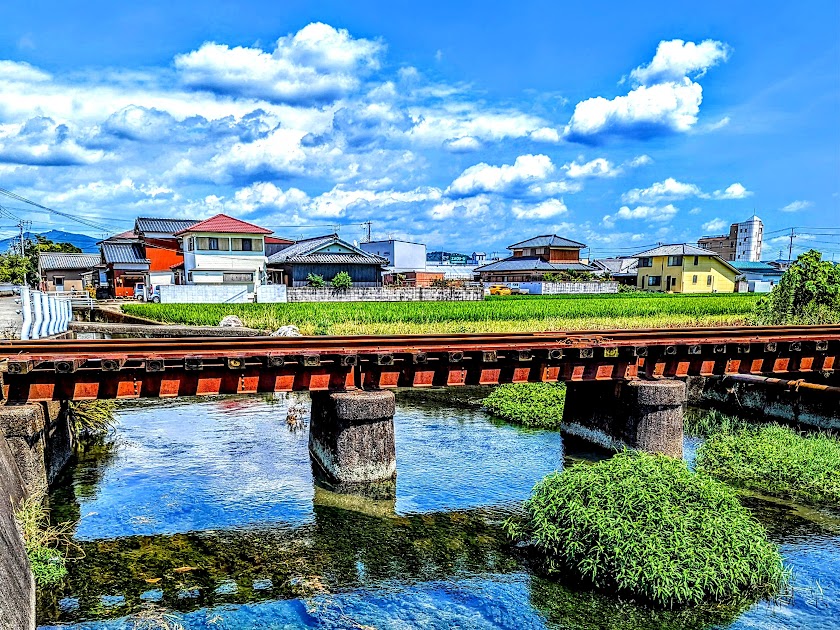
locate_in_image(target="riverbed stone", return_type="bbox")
[309,390,397,497]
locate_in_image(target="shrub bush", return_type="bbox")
[306,273,326,288]
[15,494,75,587]
[507,451,787,607]
[483,382,566,428]
[752,249,840,325]
[331,271,352,290]
[696,424,840,506]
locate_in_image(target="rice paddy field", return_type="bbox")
[122,293,761,335]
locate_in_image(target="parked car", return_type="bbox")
[508,283,530,295]
[488,284,512,296]
[133,283,146,300]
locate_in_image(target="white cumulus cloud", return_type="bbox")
[613,203,679,222]
[702,218,727,232]
[175,22,383,104]
[629,39,731,86]
[512,198,568,219]
[563,157,617,178]
[448,154,554,197]
[780,200,812,213]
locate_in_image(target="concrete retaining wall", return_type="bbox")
[686,375,840,430]
[287,286,485,302]
[540,281,619,295]
[159,284,251,304]
[0,436,34,630]
[0,401,74,629]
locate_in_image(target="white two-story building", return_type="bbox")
[174,214,273,292]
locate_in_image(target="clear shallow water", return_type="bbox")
[39,392,840,629]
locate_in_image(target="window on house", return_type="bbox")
[648,276,661,287]
[667,256,683,266]
[692,275,698,284]
[693,256,699,265]
[707,275,713,286]
[639,257,653,268]
[208,237,219,250]
[54,276,65,289]
[186,238,193,251]
[231,238,258,251]
[187,272,193,282]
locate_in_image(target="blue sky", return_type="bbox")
[0,0,838,258]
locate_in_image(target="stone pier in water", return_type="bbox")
[309,389,397,498]
[562,379,686,458]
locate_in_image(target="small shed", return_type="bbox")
[267,234,387,287]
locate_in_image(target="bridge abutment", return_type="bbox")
[562,379,685,458]
[309,390,397,498]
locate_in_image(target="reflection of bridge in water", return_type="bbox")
[38,486,517,623]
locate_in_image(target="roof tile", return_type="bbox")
[174,214,272,235]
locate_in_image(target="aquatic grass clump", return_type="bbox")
[483,383,566,428]
[696,424,840,506]
[14,493,75,587]
[507,451,787,607]
[69,400,117,440]
[683,409,750,437]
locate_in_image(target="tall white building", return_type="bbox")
[736,215,763,262]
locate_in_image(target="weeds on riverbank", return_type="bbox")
[683,409,750,437]
[14,493,76,587]
[69,400,116,441]
[123,293,758,335]
[696,425,840,506]
[506,451,788,607]
[483,383,566,428]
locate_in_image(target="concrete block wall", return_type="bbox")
[541,281,619,295]
[255,284,288,303]
[286,286,485,302]
[159,284,251,304]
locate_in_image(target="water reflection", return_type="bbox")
[38,391,840,629]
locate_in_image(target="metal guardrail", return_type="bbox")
[48,290,96,309]
[17,287,75,340]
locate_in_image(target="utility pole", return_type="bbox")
[361,221,372,243]
[787,227,795,262]
[17,220,31,257]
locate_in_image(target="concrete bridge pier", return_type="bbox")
[562,379,685,458]
[309,390,397,499]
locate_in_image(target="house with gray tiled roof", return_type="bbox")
[474,234,595,282]
[37,252,101,292]
[267,234,387,287]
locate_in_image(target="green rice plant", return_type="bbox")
[483,383,566,428]
[696,424,840,506]
[14,493,77,587]
[506,451,788,607]
[69,400,117,440]
[123,293,759,335]
[683,409,750,437]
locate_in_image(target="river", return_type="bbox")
[38,392,840,629]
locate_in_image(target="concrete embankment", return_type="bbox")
[70,321,269,337]
[687,375,840,430]
[0,402,73,629]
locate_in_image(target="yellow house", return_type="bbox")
[633,244,739,293]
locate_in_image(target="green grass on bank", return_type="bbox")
[14,494,74,587]
[483,383,566,429]
[123,293,760,335]
[696,425,840,506]
[507,451,788,607]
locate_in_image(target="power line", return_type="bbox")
[0,188,113,233]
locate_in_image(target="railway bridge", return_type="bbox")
[0,325,838,496]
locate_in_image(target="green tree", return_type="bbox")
[753,249,840,324]
[330,271,352,290]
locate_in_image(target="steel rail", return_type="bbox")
[2,325,839,359]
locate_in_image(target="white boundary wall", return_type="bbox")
[159,284,250,304]
[256,284,288,303]
[508,281,619,295]
[287,287,484,302]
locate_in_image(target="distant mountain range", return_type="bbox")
[0,230,100,253]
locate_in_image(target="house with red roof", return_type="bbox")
[174,214,273,292]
